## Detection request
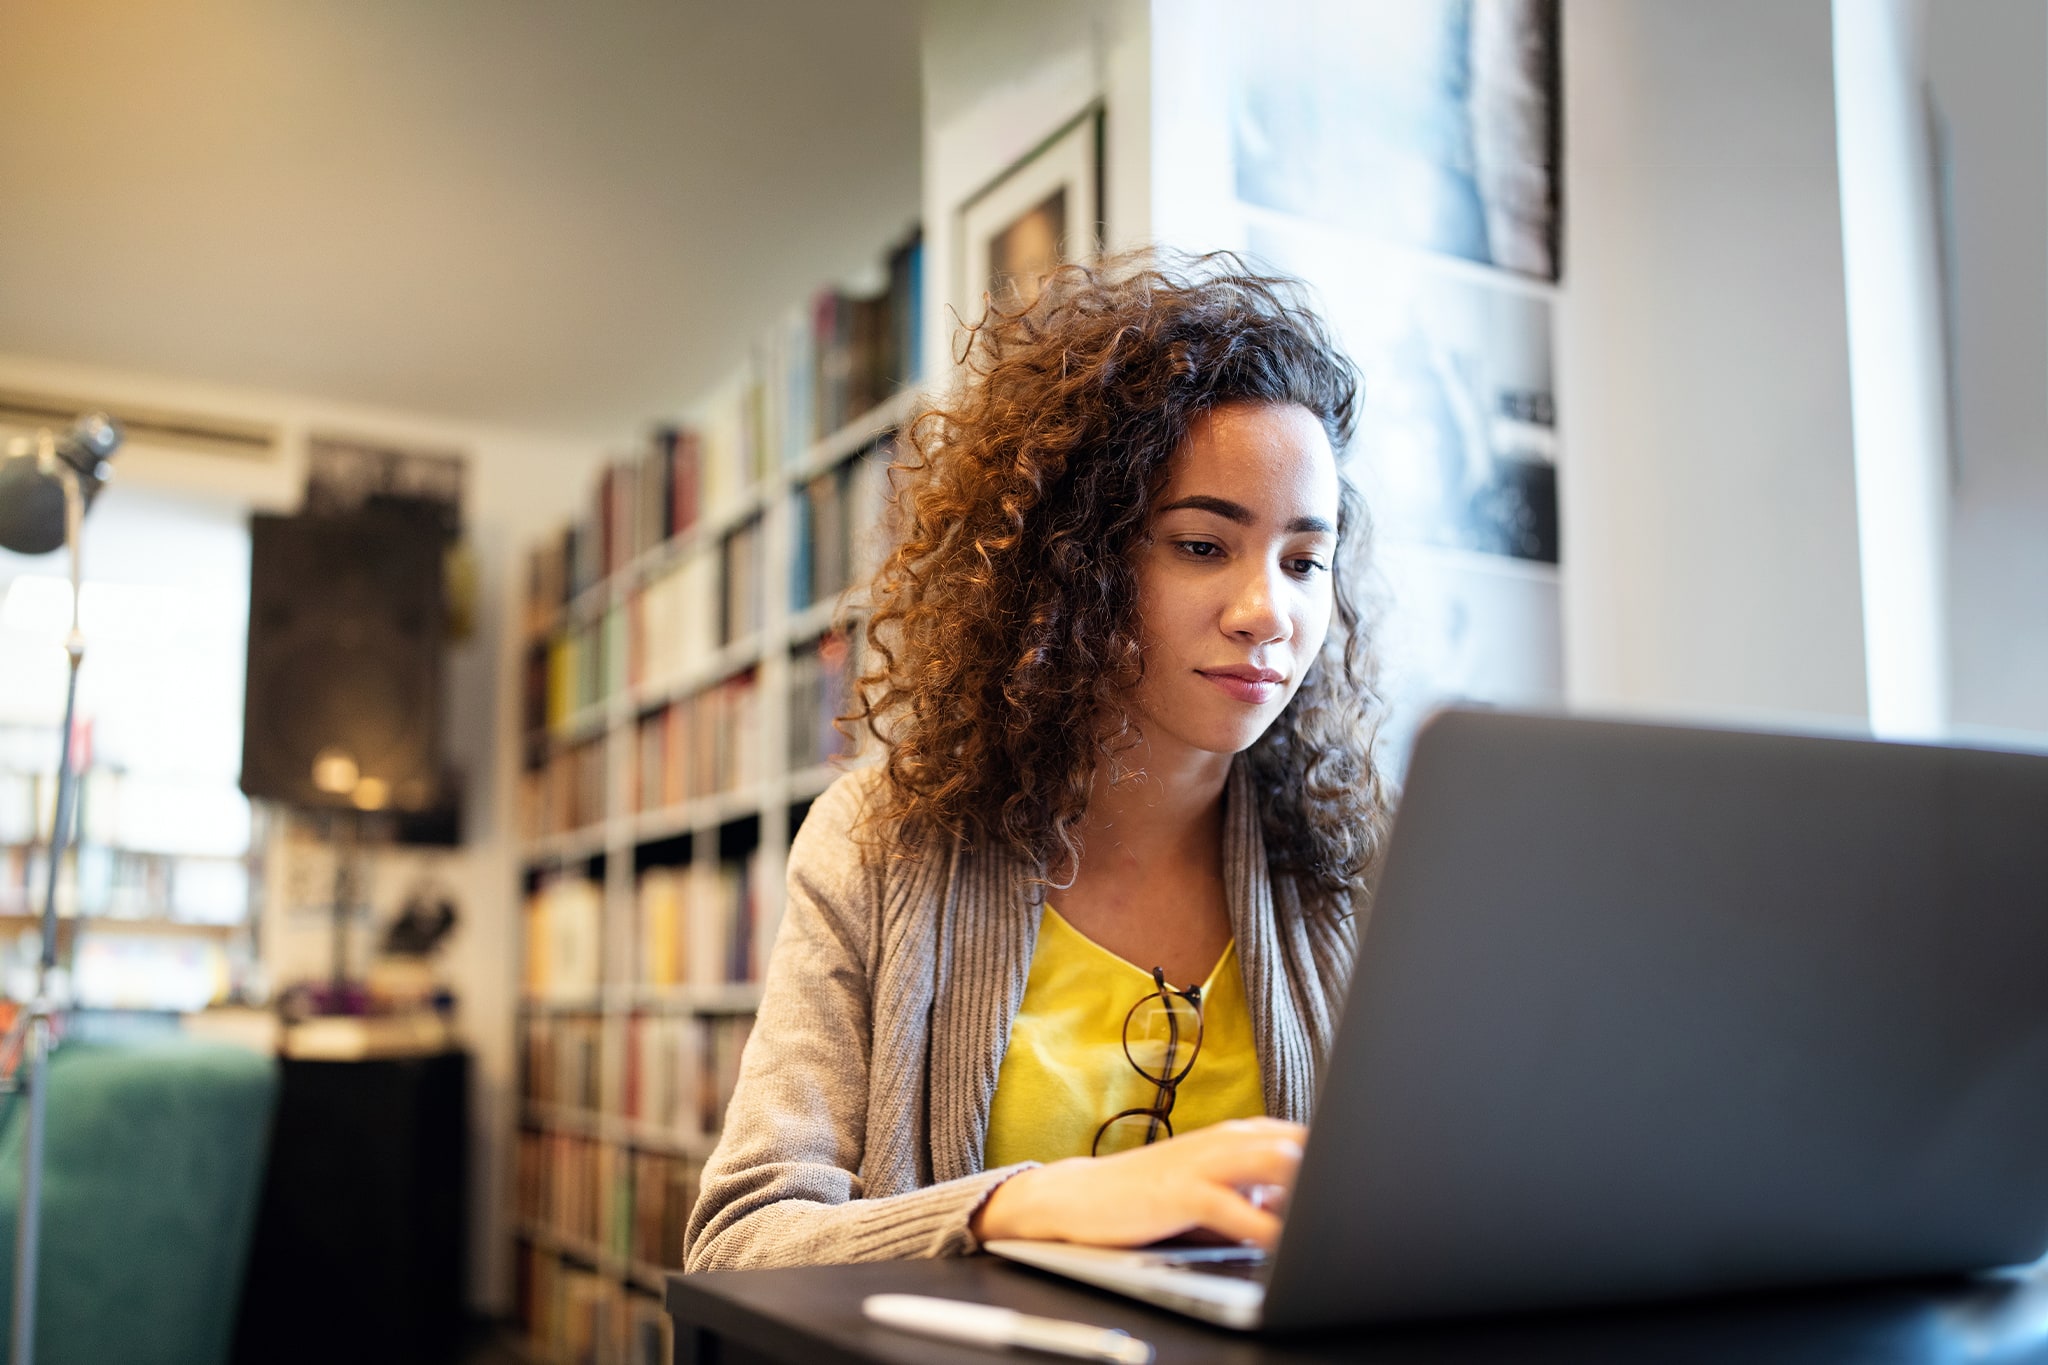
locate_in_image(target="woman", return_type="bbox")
[684,251,1391,1272]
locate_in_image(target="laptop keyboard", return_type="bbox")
[1141,1248,1269,1281]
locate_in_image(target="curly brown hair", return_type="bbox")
[847,249,1391,906]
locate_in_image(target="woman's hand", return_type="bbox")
[970,1117,1306,1250]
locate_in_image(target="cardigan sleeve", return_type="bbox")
[682,771,1034,1271]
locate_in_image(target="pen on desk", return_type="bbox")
[862,1293,1155,1364]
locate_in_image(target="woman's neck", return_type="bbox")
[1045,737,1236,987]
[1074,737,1232,874]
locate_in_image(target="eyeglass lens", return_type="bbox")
[1123,989,1201,1084]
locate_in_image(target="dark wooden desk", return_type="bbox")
[667,1254,2048,1364]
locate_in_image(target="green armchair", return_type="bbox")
[0,1038,279,1365]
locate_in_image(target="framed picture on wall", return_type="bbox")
[1223,0,1561,282]
[956,105,1104,323]
[1247,218,1560,565]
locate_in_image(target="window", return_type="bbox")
[0,484,256,1009]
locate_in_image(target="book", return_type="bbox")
[627,548,721,698]
[630,671,763,811]
[516,737,605,840]
[719,518,764,646]
[791,442,892,614]
[524,876,604,1001]
[787,631,855,772]
[636,867,688,987]
[805,228,924,440]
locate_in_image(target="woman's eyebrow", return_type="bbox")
[1159,494,1334,535]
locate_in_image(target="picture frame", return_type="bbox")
[956,105,1104,323]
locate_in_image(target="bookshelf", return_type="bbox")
[510,235,919,1365]
[0,729,264,1011]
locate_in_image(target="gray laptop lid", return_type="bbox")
[1263,709,2048,1329]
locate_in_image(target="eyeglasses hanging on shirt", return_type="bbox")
[1092,967,1205,1156]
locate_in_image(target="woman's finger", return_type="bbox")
[1192,1133,1305,1189]
[1210,1117,1307,1141]
[1244,1181,1290,1215]
[1190,1182,1285,1248]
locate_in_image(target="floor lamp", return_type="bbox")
[0,416,121,1365]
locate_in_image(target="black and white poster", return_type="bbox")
[1226,0,1560,281]
[1248,220,1558,566]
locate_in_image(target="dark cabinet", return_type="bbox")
[232,1050,469,1365]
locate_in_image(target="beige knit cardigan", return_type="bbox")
[682,759,1357,1272]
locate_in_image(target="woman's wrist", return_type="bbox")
[971,1162,1056,1242]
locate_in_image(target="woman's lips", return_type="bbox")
[1199,668,1284,705]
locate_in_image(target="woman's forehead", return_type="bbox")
[1163,401,1340,518]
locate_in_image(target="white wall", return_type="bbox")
[1557,0,1869,725]
[0,348,598,1312]
[1561,0,2048,739]
[1928,3,2048,739]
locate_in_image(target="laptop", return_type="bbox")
[989,708,2048,1329]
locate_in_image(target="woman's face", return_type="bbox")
[1127,400,1342,764]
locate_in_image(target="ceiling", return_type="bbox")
[0,1,922,441]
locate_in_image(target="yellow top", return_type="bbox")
[983,904,1266,1168]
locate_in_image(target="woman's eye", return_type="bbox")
[1286,557,1328,576]
[1175,540,1222,559]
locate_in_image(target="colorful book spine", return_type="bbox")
[522,875,604,1001]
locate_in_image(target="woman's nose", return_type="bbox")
[1221,563,1287,644]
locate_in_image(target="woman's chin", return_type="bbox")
[1129,688,1288,763]
[1170,713,1282,760]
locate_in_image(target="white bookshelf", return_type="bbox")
[509,382,912,1363]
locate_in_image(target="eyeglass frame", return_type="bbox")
[1091,965,1205,1157]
